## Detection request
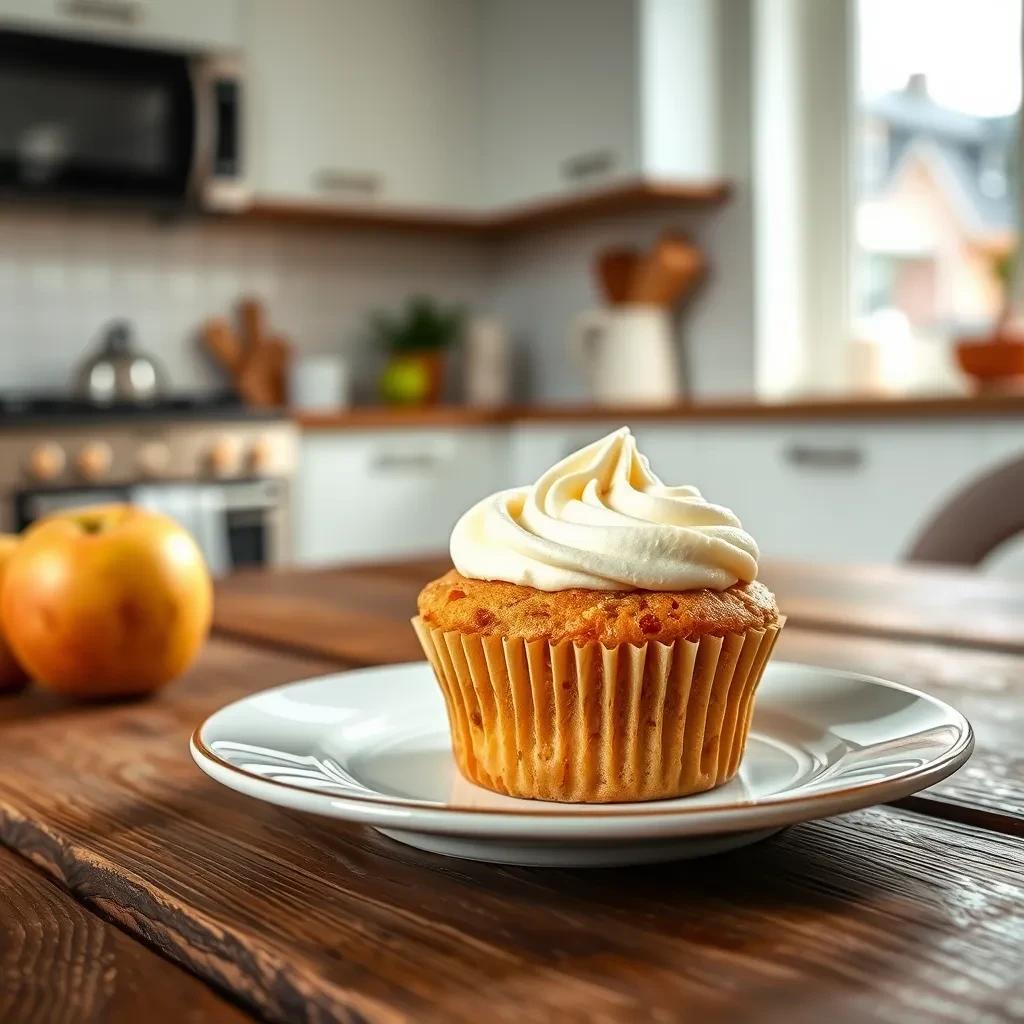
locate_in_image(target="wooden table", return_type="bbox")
[2,557,1023,1022]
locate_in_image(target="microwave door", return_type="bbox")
[0,30,194,205]
[190,54,249,211]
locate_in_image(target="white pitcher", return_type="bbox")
[569,306,680,404]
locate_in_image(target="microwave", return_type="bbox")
[0,29,248,210]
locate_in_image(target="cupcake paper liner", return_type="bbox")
[412,616,783,803]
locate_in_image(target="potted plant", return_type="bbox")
[955,247,1024,390]
[371,296,464,406]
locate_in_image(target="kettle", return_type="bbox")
[74,321,168,405]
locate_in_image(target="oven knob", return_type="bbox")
[28,442,66,482]
[207,437,240,477]
[137,441,170,478]
[247,436,275,473]
[76,441,113,481]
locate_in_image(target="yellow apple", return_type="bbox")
[0,535,30,692]
[1,505,212,699]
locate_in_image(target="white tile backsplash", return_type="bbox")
[0,206,490,397]
[0,201,756,403]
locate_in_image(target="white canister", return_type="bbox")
[464,316,511,407]
[289,354,350,411]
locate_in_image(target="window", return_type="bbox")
[853,0,1021,387]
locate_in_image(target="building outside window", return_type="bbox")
[853,0,1021,388]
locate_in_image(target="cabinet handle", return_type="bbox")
[784,444,864,470]
[59,0,142,23]
[561,149,616,182]
[313,169,382,196]
[370,452,443,473]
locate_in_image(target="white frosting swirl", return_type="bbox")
[450,427,759,592]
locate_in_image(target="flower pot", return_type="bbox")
[955,333,1024,392]
[414,351,446,404]
[379,351,447,406]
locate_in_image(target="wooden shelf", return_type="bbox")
[241,178,731,238]
[238,199,487,237]
[492,179,731,235]
[295,393,1024,430]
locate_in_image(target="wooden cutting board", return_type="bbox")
[202,298,292,407]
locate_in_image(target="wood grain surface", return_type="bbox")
[762,560,1024,653]
[212,559,1024,831]
[216,556,1024,655]
[4,558,1024,1023]
[0,637,1022,1022]
[0,844,251,1024]
[213,563,427,663]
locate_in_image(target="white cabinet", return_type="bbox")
[295,429,505,565]
[510,421,623,484]
[0,0,240,51]
[508,420,1003,565]
[510,421,703,487]
[243,0,343,205]
[479,0,728,207]
[479,0,639,208]
[978,424,1024,470]
[296,418,1024,570]
[246,0,730,214]
[682,423,992,563]
[244,0,480,209]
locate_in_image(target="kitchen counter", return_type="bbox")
[1,556,1020,1023]
[295,392,1024,429]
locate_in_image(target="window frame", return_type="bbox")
[752,0,859,396]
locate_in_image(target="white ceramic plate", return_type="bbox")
[191,661,973,867]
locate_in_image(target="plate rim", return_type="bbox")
[190,660,975,838]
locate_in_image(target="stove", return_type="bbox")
[0,390,281,425]
[0,391,297,570]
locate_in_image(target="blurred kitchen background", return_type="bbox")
[2,0,1024,575]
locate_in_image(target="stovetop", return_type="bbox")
[0,391,285,426]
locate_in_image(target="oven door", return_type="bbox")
[132,479,285,575]
[0,29,194,204]
[16,486,132,528]
[15,479,286,575]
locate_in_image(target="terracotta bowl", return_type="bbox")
[955,335,1024,390]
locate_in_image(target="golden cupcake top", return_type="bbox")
[417,570,778,646]
[450,427,759,592]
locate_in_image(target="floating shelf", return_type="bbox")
[241,178,732,238]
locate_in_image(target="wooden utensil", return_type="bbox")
[235,343,279,407]
[630,235,706,307]
[201,318,242,375]
[200,298,291,407]
[595,248,639,305]
[658,233,706,303]
[239,298,266,353]
[264,335,292,405]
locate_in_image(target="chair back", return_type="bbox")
[907,454,1024,565]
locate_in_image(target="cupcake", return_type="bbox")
[413,427,783,803]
